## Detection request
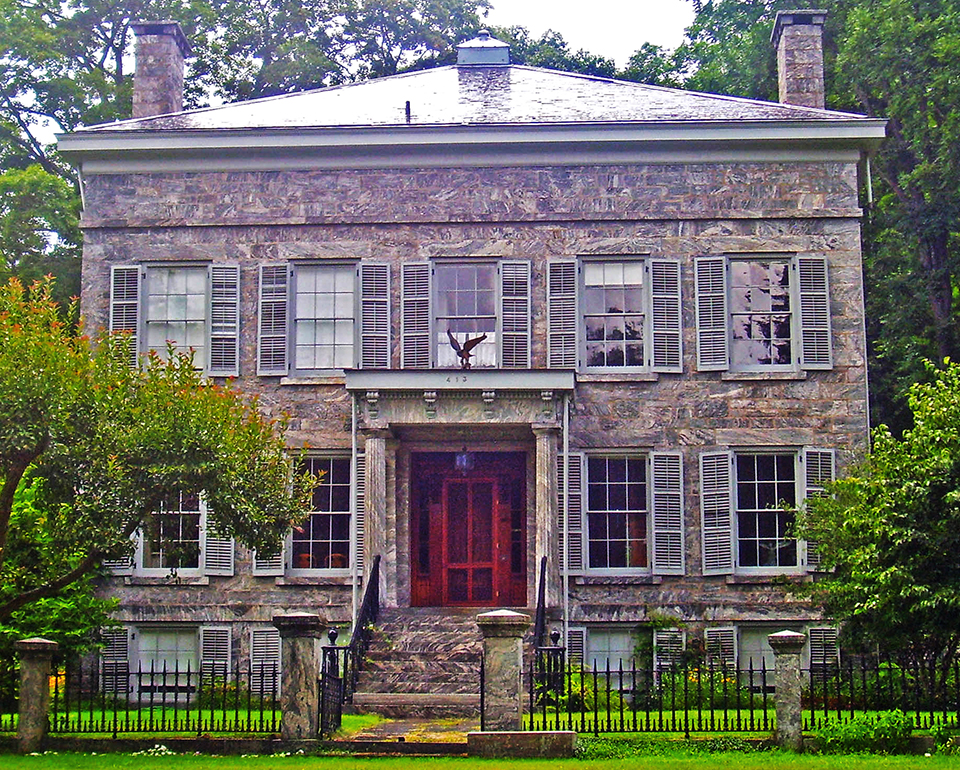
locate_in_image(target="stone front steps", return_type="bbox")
[352,607,484,718]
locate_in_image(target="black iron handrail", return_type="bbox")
[343,554,381,700]
[533,555,548,648]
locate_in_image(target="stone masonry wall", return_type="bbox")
[83,160,867,630]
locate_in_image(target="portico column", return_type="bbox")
[533,425,560,609]
[362,428,391,603]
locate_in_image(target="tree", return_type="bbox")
[0,277,313,621]
[491,26,617,78]
[797,360,960,696]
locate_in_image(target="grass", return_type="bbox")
[0,749,958,770]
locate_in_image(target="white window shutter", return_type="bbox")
[700,451,734,575]
[203,514,235,577]
[653,629,685,671]
[651,451,684,575]
[803,447,835,570]
[110,266,141,368]
[547,261,577,369]
[252,545,285,576]
[809,627,839,669]
[354,452,366,574]
[797,257,832,370]
[257,265,289,375]
[500,260,531,368]
[209,264,240,376]
[250,626,281,696]
[200,625,231,677]
[401,262,431,368]
[359,262,390,369]
[102,540,134,576]
[558,453,584,574]
[649,259,682,372]
[695,257,728,371]
[100,627,130,693]
[566,627,587,665]
[704,627,737,668]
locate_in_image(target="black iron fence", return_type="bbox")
[528,649,960,735]
[43,658,280,736]
[0,657,16,733]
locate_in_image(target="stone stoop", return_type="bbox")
[351,607,485,718]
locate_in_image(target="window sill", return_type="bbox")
[279,375,346,386]
[576,372,660,383]
[725,574,811,585]
[720,371,808,381]
[574,575,663,585]
[124,576,210,586]
[274,575,354,586]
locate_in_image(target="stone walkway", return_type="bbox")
[340,716,479,745]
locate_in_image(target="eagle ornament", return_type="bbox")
[447,329,487,369]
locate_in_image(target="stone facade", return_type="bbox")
[63,26,883,685]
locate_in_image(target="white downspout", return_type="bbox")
[562,393,570,648]
[350,391,359,627]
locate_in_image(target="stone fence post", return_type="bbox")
[15,638,59,754]
[477,609,530,731]
[769,630,806,751]
[273,613,325,741]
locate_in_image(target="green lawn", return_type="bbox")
[0,751,958,770]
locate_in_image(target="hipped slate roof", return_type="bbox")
[81,64,871,132]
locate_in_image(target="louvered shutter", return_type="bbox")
[500,260,531,368]
[700,451,734,575]
[809,627,839,671]
[797,257,832,369]
[257,265,289,375]
[203,510,235,577]
[252,545,285,576]
[110,266,141,368]
[102,542,134,576]
[359,262,390,369]
[200,625,231,678]
[401,262,431,368]
[695,257,728,371]
[705,627,737,669]
[354,453,366,574]
[250,627,281,697]
[558,453,584,574]
[547,261,578,368]
[653,629,685,672]
[209,264,240,376]
[803,448,835,570]
[651,452,684,575]
[100,628,130,694]
[566,627,586,666]
[649,260,682,372]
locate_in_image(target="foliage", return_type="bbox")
[536,662,624,713]
[797,361,960,698]
[489,26,617,78]
[655,666,751,710]
[576,734,759,759]
[815,710,913,754]
[0,277,314,622]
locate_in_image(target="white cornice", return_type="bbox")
[57,119,887,174]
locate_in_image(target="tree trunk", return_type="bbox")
[920,229,955,362]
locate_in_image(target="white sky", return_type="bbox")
[484,0,695,68]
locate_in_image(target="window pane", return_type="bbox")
[583,261,645,369]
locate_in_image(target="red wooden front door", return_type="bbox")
[411,452,526,607]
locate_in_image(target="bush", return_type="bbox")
[536,664,624,713]
[654,667,752,709]
[816,710,913,754]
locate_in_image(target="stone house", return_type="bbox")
[59,13,885,709]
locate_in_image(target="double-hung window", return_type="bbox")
[695,254,832,372]
[557,452,684,576]
[700,448,835,575]
[401,260,531,368]
[257,262,390,375]
[103,491,235,579]
[547,257,682,372]
[291,456,352,573]
[110,264,240,375]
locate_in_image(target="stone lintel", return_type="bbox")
[273,613,325,639]
[14,638,59,656]
[768,629,806,654]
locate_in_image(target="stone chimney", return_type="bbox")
[131,21,192,118]
[771,10,826,109]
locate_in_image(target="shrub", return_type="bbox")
[816,710,913,754]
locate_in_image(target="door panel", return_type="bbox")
[411,452,526,607]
